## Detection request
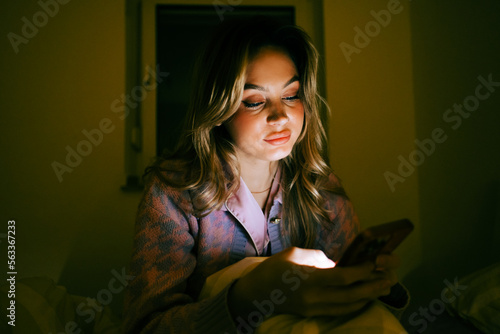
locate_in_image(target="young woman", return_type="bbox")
[123,18,408,334]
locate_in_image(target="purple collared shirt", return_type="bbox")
[223,168,282,256]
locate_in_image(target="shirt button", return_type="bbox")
[271,218,281,224]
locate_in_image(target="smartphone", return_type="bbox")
[336,219,414,267]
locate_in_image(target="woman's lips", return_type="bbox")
[264,130,291,145]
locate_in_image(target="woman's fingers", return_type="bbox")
[236,248,402,318]
[283,247,336,269]
[375,253,401,270]
[311,261,377,286]
[374,254,400,287]
[305,276,393,305]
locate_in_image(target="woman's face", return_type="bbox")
[225,47,305,164]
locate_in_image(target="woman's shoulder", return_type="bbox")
[146,159,191,184]
[316,173,359,258]
[320,172,353,220]
[141,159,194,214]
[322,172,347,198]
[326,172,342,187]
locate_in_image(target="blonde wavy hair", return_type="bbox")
[147,18,346,248]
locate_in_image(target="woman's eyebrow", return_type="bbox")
[283,75,299,89]
[243,75,300,91]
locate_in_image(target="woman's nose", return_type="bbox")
[267,104,289,126]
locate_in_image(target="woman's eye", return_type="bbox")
[283,95,300,102]
[242,101,264,109]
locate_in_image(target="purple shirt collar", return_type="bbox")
[223,168,282,255]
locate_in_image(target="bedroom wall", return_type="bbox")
[322,0,500,323]
[405,0,500,308]
[0,0,138,315]
[322,0,421,278]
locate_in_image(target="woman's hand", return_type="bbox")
[227,247,400,320]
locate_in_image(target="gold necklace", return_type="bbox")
[249,167,278,194]
[251,187,271,194]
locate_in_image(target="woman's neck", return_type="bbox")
[240,160,278,194]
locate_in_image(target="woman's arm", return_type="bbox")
[122,178,237,334]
